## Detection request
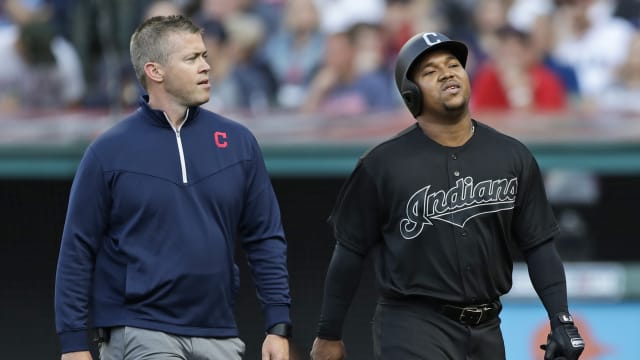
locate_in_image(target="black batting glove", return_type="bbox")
[540,312,585,360]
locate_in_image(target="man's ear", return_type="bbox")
[144,62,163,83]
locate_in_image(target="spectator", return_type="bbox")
[1,0,49,27]
[613,0,640,28]
[0,17,85,110]
[350,21,399,106]
[551,0,635,103]
[2,0,78,41]
[67,1,152,107]
[463,0,512,77]
[200,18,237,112]
[383,0,450,57]
[201,13,278,114]
[197,0,245,23]
[196,0,282,36]
[314,0,385,34]
[382,0,415,57]
[471,25,567,112]
[301,27,397,116]
[507,0,581,97]
[598,30,640,114]
[351,22,389,75]
[143,0,184,19]
[262,0,325,109]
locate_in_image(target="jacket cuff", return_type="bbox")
[59,329,89,354]
[263,304,291,331]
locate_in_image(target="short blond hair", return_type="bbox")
[129,15,201,89]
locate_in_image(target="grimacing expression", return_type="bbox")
[160,31,211,107]
[411,50,470,115]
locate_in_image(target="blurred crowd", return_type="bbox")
[1,0,640,117]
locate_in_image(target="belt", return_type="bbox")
[440,303,500,326]
[380,296,501,327]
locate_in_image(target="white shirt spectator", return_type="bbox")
[0,24,85,108]
[552,0,635,96]
[313,0,385,34]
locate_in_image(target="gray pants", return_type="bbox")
[99,327,245,360]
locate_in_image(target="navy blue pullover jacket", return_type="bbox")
[55,97,290,353]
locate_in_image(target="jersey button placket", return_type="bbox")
[449,151,468,298]
[451,153,460,177]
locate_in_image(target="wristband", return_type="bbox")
[266,323,292,339]
[551,312,574,328]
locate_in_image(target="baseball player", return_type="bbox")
[309,32,585,360]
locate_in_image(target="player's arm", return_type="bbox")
[523,238,567,316]
[310,243,366,360]
[524,238,585,360]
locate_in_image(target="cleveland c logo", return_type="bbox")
[400,176,517,239]
[422,32,444,46]
[214,131,228,148]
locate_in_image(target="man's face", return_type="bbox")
[160,31,211,107]
[324,33,354,75]
[411,50,470,116]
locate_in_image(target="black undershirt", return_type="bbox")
[316,239,568,339]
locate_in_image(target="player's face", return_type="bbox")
[412,50,470,115]
[159,32,211,107]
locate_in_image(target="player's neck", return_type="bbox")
[418,118,475,147]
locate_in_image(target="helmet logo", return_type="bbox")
[422,32,443,46]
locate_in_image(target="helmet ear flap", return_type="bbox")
[401,80,422,117]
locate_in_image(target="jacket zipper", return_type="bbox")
[164,111,189,184]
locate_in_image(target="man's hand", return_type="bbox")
[61,351,93,360]
[262,334,289,360]
[310,337,346,360]
[540,312,585,360]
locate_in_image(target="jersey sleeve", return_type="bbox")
[328,160,382,254]
[512,152,559,250]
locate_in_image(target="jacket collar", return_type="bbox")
[137,95,200,128]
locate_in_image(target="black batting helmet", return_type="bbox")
[395,32,468,117]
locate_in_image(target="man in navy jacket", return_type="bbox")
[55,15,291,360]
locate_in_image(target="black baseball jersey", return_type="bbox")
[328,120,559,304]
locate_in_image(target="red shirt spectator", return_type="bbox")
[471,25,567,111]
